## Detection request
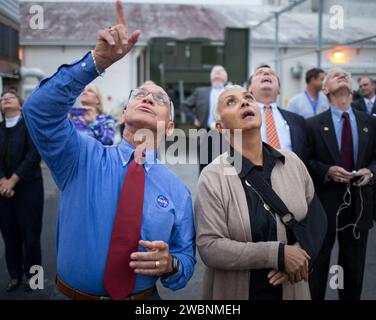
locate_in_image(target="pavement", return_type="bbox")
[0,159,375,300]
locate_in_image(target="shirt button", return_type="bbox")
[81,62,87,68]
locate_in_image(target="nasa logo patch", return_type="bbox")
[157,195,169,208]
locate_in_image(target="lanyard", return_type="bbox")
[304,91,319,115]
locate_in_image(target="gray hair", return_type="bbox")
[323,67,351,88]
[210,65,228,83]
[214,84,245,122]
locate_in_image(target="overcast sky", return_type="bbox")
[21,0,263,5]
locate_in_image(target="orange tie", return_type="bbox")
[265,105,281,149]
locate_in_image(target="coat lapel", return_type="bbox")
[319,110,341,165]
[202,87,211,126]
[355,110,369,168]
[372,100,376,115]
[278,107,296,149]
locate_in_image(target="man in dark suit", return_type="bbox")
[182,66,228,172]
[307,68,376,300]
[352,77,376,115]
[352,77,376,221]
[247,65,308,163]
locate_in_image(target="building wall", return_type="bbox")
[22,45,142,117]
[22,43,376,112]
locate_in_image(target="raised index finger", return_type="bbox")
[115,0,128,42]
[116,0,126,25]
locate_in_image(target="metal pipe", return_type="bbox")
[251,0,307,31]
[317,0,324,67]
[274,12,280,76]
[248,27,253,79]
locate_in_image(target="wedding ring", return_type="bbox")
[155,260,160,268]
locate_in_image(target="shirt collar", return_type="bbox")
[364,96,376,104]
[5,114,21,128]
[230,143,285,178]
[256,102,278,109]
[211,85,224,90]
[330,104,355,122]
[118,139,158,173]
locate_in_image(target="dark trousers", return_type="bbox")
[309,227,369,300]
[0,178,44,280]
[373,184,376,221]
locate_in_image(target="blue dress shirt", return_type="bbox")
[257,102,292,151]
[287,91,329,118]
[23,52,196,296]
[330,105,359,165]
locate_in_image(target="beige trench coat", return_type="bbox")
[194,150,313,300]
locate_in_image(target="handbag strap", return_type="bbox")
[246,169,298,228]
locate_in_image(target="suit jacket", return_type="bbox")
[181,87,211,129]
[278,108,308,164]
[194,150,313,300]
[0,117,42,182]
[306,109,376,233]
[352,98,376,115]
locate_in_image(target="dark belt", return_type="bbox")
[55,276,156,300]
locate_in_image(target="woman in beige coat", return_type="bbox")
[195,85,320,300]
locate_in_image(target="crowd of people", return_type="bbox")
[1,1,376,301]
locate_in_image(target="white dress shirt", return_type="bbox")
[257,102,292,151]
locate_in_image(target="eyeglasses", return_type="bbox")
[0,96,17,102]
[128,88,174,121]
[129,89,171,107]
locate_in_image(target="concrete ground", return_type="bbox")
[0,160,375,300]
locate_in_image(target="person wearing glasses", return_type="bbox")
[0,90,44,292]
[22,1,195,300]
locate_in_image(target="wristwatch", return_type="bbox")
[163,255,180,278]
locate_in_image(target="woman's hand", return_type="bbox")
[268,270,290,286]
[0,178,16,198]
[284,244,310,283]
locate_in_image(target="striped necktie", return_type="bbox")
[265,105,281,149]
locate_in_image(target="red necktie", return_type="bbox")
[103,150,145,300]
[340,112,354,172]
[265,105,281,149]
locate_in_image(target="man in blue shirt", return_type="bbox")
[306,68,376,300]
[22,3,195,300]
[287,68,329,119]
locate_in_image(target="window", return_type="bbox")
[0,23,19,62]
